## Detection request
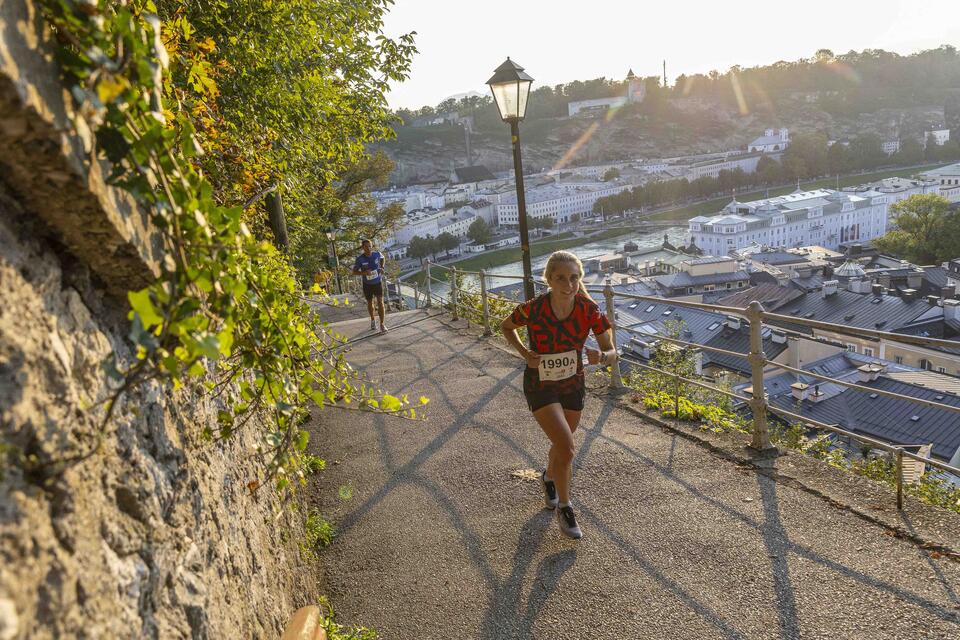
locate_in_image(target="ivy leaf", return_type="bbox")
[128,289,163,328]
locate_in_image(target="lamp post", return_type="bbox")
[487,58,535,301]
[323,228,342,295]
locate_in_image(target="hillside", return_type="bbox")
[378,47,960,184]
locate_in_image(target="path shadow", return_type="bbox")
[481,510,576,639]
[755,469,800,639]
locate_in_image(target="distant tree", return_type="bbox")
[408,235,434,262]
[756,155,783,185]
[467,217,493,244]
[894,138,924,165]
[873,194,960,264]
[436,231,460,256]
[570,213,581,224]
[602,168,621,181]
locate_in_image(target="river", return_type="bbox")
[425,225,688,297]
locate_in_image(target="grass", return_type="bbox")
[299,510,335,561]
[645,162,949,223]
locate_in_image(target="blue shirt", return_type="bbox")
[353,251,384,284]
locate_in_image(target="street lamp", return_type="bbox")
[323,228,342,295]
[487,57,535,301]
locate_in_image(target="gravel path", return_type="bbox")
[307,310,960,640]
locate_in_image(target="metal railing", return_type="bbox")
[407,258,960,509]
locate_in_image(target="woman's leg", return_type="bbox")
[533,403,576,504]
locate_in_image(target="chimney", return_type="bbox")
[944,299,960,321]
[871,283,884,296]
[942,285,956,300]
[808,385,826,403]
[631,337,657,359]
[849,243,862,256]
[901,288,918,302]
[791,382,810,401]
[821,280,839,297]
[725,315,741,330]
[847,277,871,294]
[856,364,883,383]
[771,331,787,344]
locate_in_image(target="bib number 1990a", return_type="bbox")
[538,350,578,381]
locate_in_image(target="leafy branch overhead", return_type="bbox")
[38,0,421,493]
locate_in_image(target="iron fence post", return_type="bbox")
[896,447,904,510]
[480,269,492,336]
[425,259,432,308]
[451,266,459,321]
[747,301,772,451]
[412,283,419,310]
[603,279,623,389]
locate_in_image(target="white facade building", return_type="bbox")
[683,153,765,180]
[437,210,476,239]
[882,139,901,155]
[924,129,951,146]
[919,162,960,203]
[748,128,790,153]
[842,177,941,216]
[688,188,888,254]
[496,183,630,227]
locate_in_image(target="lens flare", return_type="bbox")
[553,122,600,171]
[824,60,862,85]
[730,73,749,115]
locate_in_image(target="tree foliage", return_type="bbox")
[36,0,423,493]
[467,217,493,244]
[873,194,960,264]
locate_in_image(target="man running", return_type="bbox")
[352,239,387,333]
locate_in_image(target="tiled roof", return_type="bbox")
[766,375,960,462]
[453,166,495,183]
[654,270,750,289]
[716,284,804,312]
[747,251,811,266]
[770,289,939,333]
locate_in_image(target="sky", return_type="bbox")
[382,0,960,110]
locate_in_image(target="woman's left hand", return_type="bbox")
[586,347,601,365]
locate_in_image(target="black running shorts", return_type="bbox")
[524,382,586,413]
[362,280,384,301]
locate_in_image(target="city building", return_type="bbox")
[842,176,940,213]
[748,128,790,153]
[924,129,951,147]
[496,182,629,227]
[567,70,646,117]
[688,188,888,253]
[881,139,901,155]
[650,256,750,300]
[919,162,960,203]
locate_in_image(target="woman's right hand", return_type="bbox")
[524,350,541,369]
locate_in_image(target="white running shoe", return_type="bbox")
[556,505,582,539]
[370,319,377,330]
[379,323,388,334]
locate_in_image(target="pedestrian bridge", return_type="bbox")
[303,307,960,639]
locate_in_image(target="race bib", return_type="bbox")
[364,272,379,282]
[538,350,578,381]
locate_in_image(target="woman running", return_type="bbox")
[500,250,617,539]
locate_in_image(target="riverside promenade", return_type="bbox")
[307,307,960,640]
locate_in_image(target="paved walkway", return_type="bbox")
[307,310,960,640]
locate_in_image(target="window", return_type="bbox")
[863,347,874,357]
[846,343,858,353]
[894,356,903,364]
[938,366,946,374]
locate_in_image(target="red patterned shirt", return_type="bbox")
[509,292,612,393]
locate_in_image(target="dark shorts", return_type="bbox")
[523,369,586,413]
[362,280,383,301]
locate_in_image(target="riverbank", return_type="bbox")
[406,227,644,284]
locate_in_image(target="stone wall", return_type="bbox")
[0,3,318,637]
[0,188,318,640]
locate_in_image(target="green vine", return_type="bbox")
[37,0,425,492]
